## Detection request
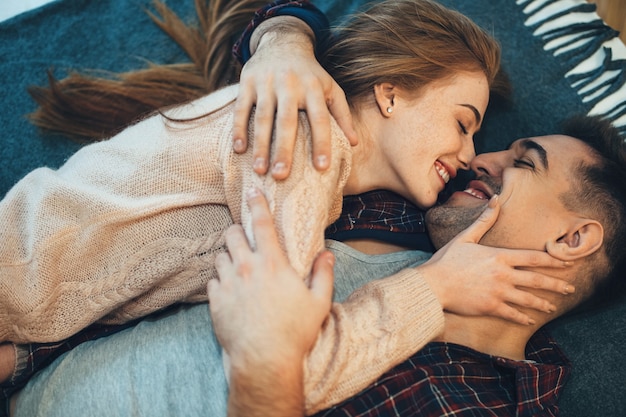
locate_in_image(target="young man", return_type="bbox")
[213,114,626,417]
[10,116,626,417]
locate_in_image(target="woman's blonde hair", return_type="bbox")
[28,0,504,141]
[28,0,264,140]
[324,0,502,108]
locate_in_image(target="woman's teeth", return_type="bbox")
[436,164,450,183]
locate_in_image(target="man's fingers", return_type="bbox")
[232,91,255,154]
[210,252,235,301]
[305,89,332,172]
[252,93,278,175]
[246,188,281,253]
[457,195,500,243]
[224,224,253,261]
[207,276,221,301]
[309,251,335,306]
[270,95,300,179]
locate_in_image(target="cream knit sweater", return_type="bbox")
[0,85,444,413]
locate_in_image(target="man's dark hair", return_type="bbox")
[560,114,626,314]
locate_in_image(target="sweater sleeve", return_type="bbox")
[303,268,445,414]
[0,87,240,343]
[223,109,351,280]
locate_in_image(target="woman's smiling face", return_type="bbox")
[377,71,489,209]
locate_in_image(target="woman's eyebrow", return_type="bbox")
[458,104,482,125]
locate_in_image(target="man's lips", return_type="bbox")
[462,180,493,200]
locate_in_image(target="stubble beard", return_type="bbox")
[425,203,486,250]
[426,175,502,249]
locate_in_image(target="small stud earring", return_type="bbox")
[386,106,393,114]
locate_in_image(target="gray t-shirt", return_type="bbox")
[14,241,430,417]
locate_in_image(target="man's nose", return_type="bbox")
[470,150,505,177]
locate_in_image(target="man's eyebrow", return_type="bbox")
[520,139,549,169]
[458,104,482,125]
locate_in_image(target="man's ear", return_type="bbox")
[546,219,604,261]
[373,83,395,118]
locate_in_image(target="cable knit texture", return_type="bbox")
[305,268,444,414]
[0,84,347,341]
[0,84,444,412]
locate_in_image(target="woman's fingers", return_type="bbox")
[510,269,575,295]
[491,304,536,326]
[503,286,557,314]
[232,77,257,154]
[502,248,572,269]
[455,195,500,243]
[496,248,576,295]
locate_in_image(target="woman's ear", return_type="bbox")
[546,219,604,261]
[373,83,395,118]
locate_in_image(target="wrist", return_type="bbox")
[415,262,449,310]
[250,16,315,56]
[228,352,305,417]
[228,341,305,375]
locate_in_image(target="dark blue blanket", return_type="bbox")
[1,0,625,415]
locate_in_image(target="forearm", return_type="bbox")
[211,189,336,417]
[249,15,315,56]
[0,101,230,342]
[303,268,445,414]
[228,354,305,417]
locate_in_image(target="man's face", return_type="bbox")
[426,134,596,250]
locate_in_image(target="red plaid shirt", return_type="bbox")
[325,190,433,251]
[314,330,571,417]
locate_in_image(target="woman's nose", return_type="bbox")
[458,138,476,170]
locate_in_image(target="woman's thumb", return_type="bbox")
[461,194,500,243]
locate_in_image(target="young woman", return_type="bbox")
[1,0,573,413]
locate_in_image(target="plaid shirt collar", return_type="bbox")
[325,190,433,252]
